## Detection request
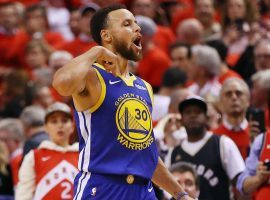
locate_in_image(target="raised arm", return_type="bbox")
[152,158,194,200]
[52,46,118,97]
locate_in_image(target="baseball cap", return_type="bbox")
[178,95,207,113]
[45,102,72,121]
[80,3,100,16]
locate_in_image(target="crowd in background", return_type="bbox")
[0,0,270,199]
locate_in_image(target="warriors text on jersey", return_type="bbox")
[74,63,158,179]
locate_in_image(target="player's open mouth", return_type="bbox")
[133,36,142,50]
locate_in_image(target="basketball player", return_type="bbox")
[16,102,78,200]
[53,4,193,200]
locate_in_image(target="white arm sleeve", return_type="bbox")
[220,135,245,180]
[15,150,36,200]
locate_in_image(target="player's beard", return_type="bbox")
[114,38,142,61]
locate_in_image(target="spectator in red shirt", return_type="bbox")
[0,2,20,68]
[59,4,98,57]
[176,18,203,45]
[169,42,193,84]
[135,15,171,91]
[214,77,250,159]
[206,39,241,84]
[130,0,176,54]
[8,4,66,67]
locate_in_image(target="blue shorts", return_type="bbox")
[73,172,157,200]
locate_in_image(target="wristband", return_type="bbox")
[176,191,189,200]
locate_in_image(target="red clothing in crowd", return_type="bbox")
[7,30,66,68]
[0,32,18,67]
[256,130,270,200]
[59,38,96,57]
[153,26,175,54]
[137,45,171,88]
[214,119,250,159]
[10,153,23,187]
[218,69,242,84]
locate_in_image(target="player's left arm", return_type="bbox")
[151,158,194,200]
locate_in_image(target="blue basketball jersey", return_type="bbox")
[74,63,158,179]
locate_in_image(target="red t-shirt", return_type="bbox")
[137,45,171,88]
[214,123,250,159]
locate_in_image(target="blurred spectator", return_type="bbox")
[236,130,270,199]
[171,96,245,200]
[214,78,250,159]
[135,15,171,91]
[69,9,80,38]
[254,39,270,71]
[0,70,32,118]
[0,118,24,188]
[168,89,192,114]
[169,162,200,199]
[251,69,270,128]
[0,141,13,198]
[206,39,241,84]
[45,0,74,40]
[19,105,48,157]
[49,50,73,70]
[0,2,20,68]
[32,86,54,109]
[130,0,176,54]
[169,42,192,82]
[8,4,66,67]
[154,113,183,166]
[48,50,73,102]
[152,67,187,124]
[176,18,203,45]
[188,45,221,98]
[194,0,221,41]
[160,0,183,25]
[130,0,167,25]
[16,102,78,200]
[222,0,258,66]
[59,3,98,57]
[25,40,51,70]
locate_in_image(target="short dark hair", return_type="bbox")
[24,4,47,21]
[206,40,228,62]
[162,67,187,87]
[169,41,192,59]
[90,4,126,45]
[170,162,199,188]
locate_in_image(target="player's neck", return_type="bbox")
[116,57,129,77]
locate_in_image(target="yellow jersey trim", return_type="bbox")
[89,68,106,113]
[93,63,137,87]
[93,63,105,70]
[142,80,154,106]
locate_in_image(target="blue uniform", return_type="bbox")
[74,63,158,200]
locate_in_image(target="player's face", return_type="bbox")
[45,112,74,147]
[107,9,142,61]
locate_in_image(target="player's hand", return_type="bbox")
[93,46,120,76]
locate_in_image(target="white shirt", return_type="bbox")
[188,78,221,98]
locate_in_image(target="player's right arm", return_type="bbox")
[52,46,118,111]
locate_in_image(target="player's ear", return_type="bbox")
[100,30,112,43]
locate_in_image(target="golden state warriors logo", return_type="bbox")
[116,97,154,150]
